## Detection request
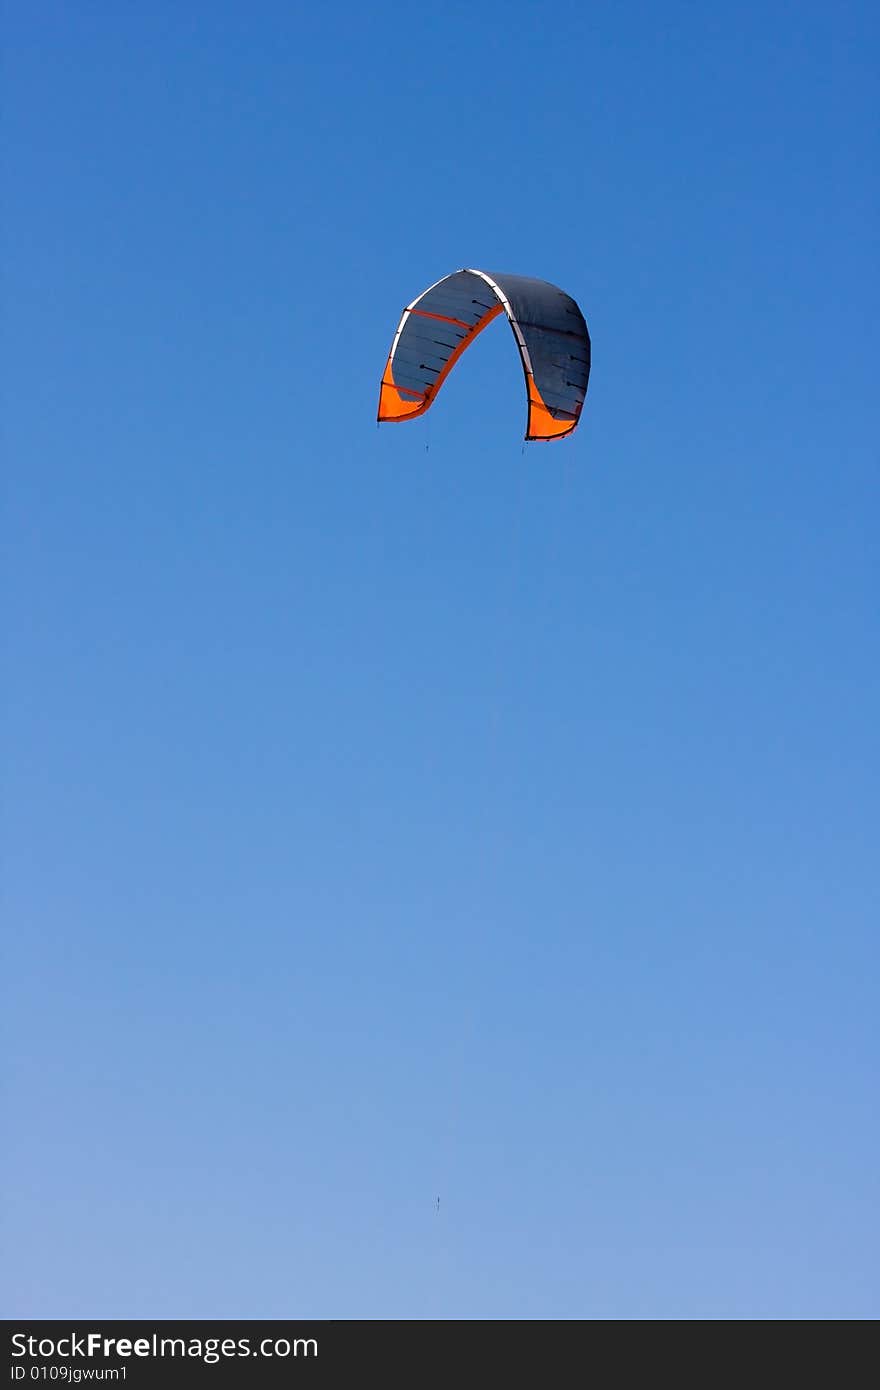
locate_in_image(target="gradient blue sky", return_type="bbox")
[3,1,877,1319]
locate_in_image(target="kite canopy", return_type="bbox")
[377,269,590,441]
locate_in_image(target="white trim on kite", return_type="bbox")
[465,269,535,376]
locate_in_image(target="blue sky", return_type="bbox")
[3,0,877,1318]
